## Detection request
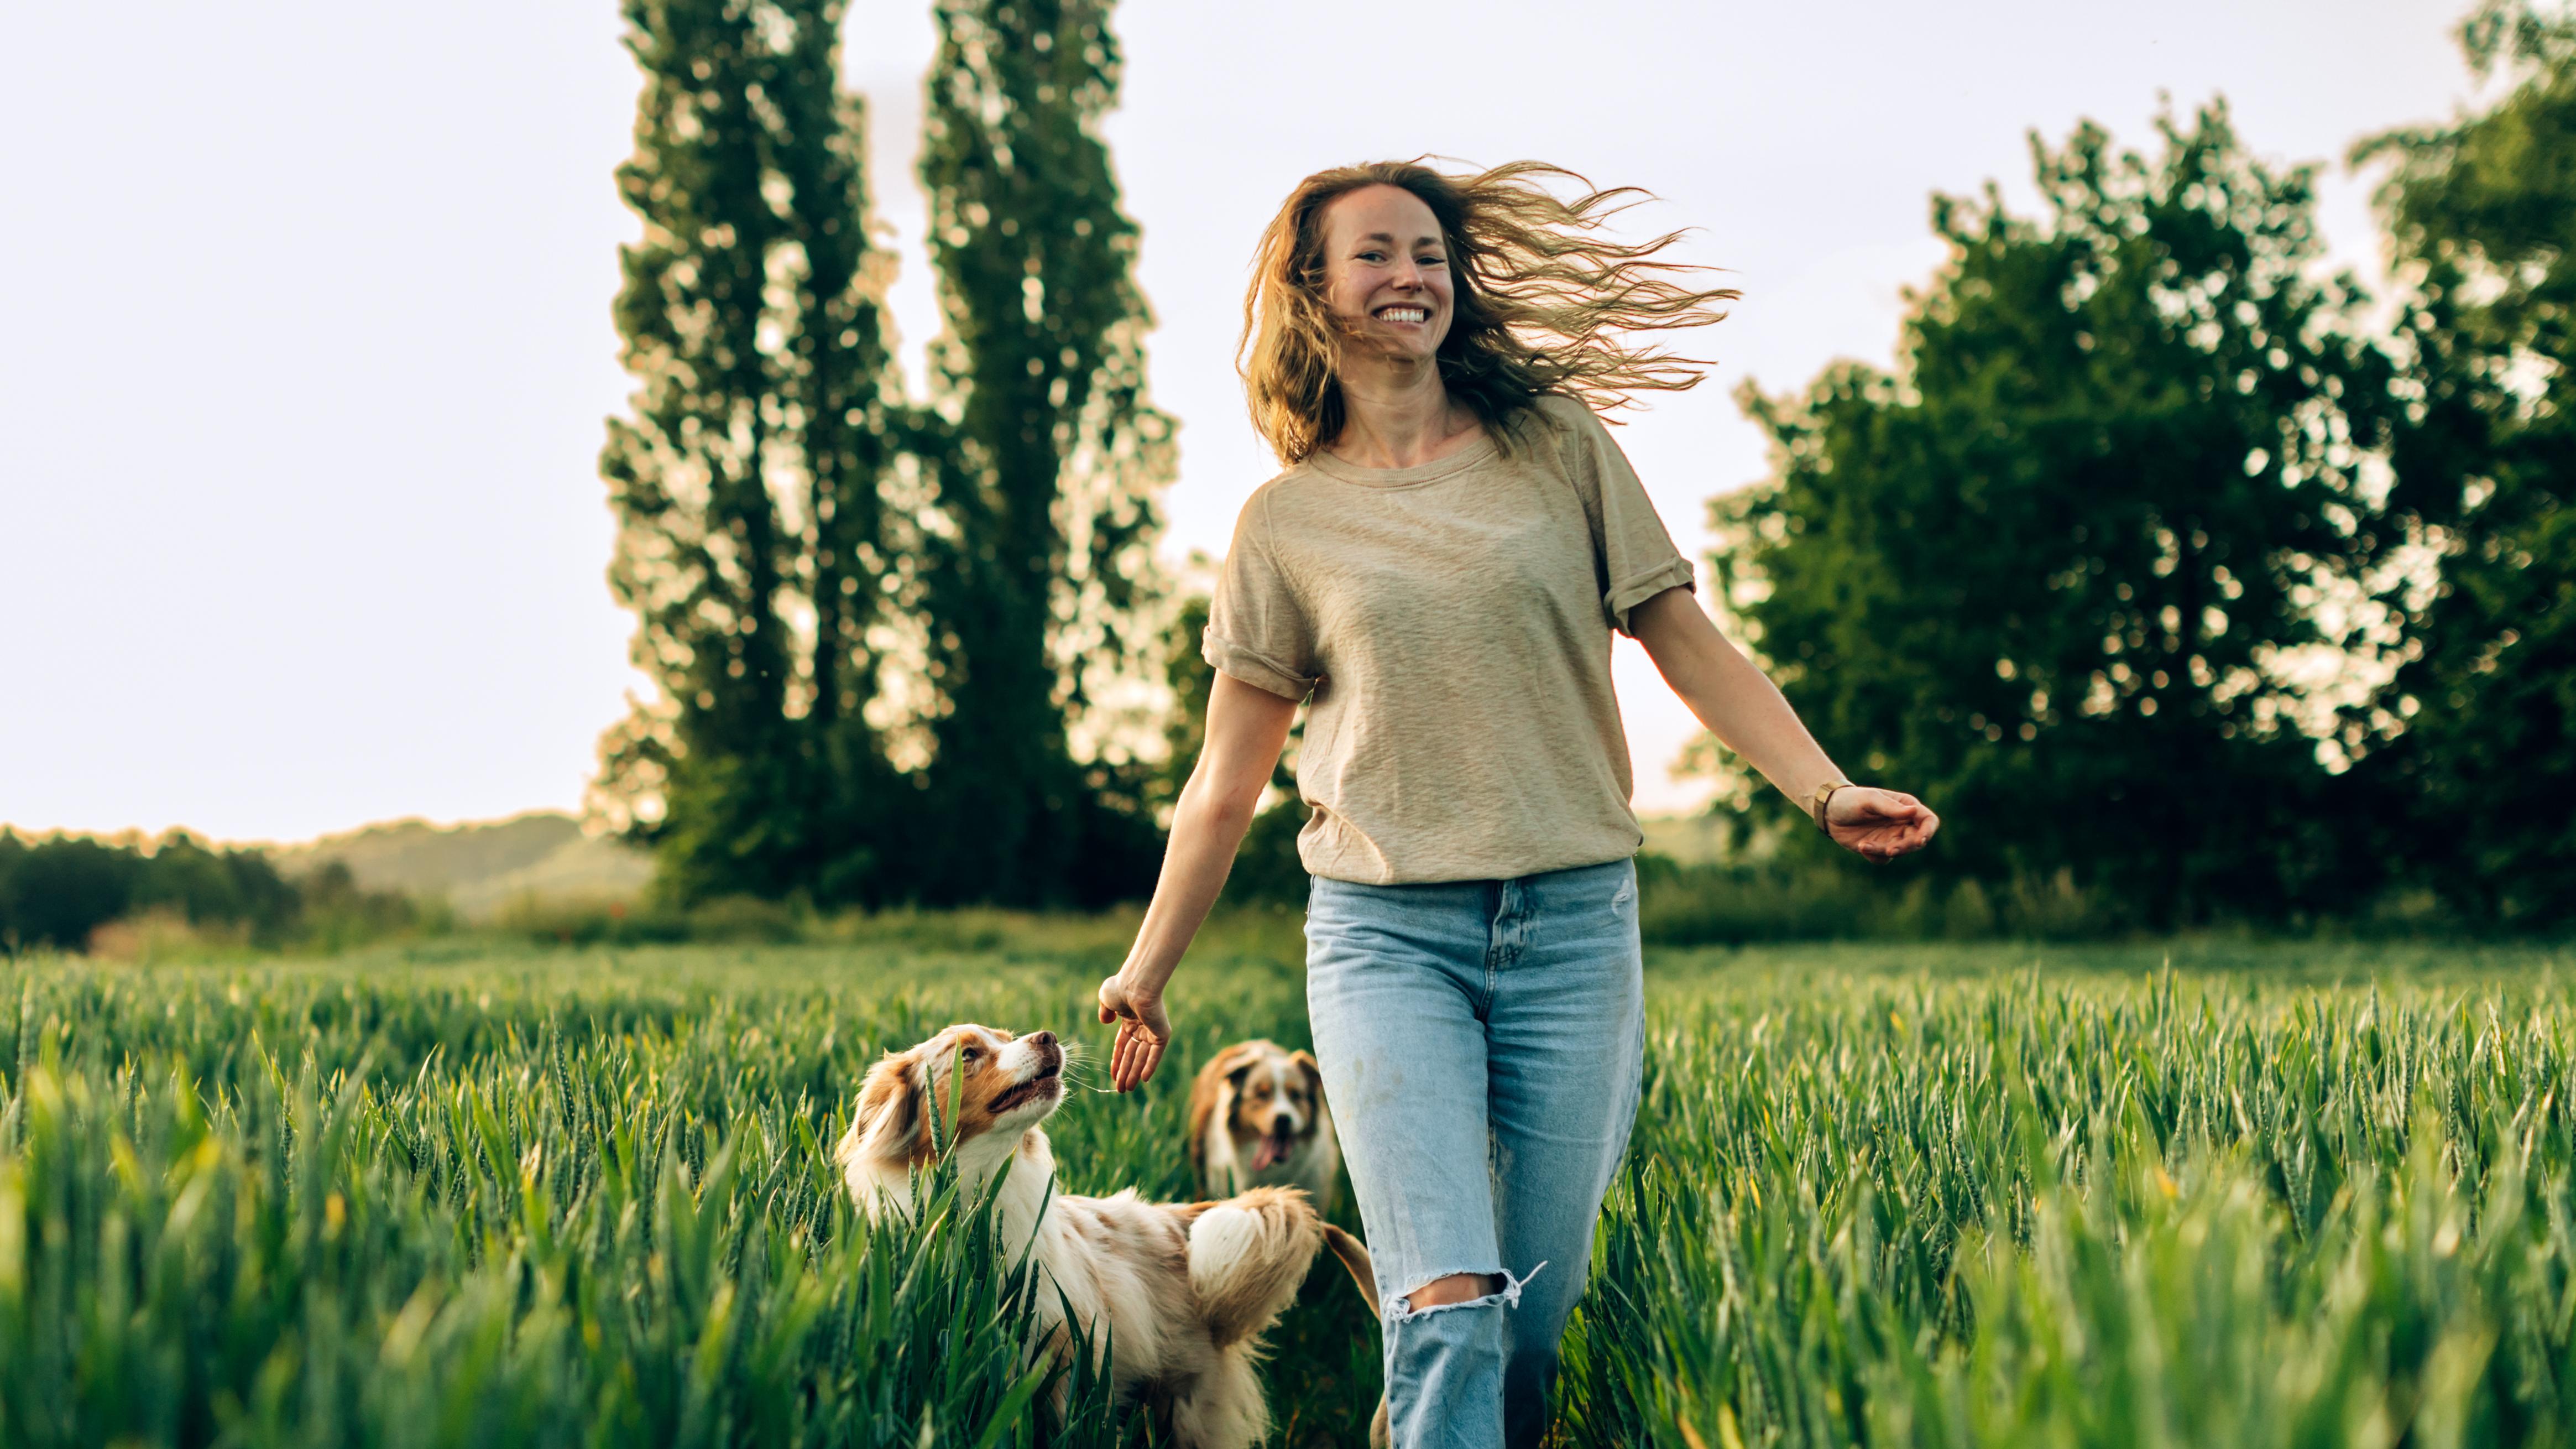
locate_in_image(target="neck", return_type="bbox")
[852,1124,1058,1239]
[979,1126,1056,1260]
[1328,352,1470,470]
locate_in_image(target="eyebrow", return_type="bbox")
[1353,231,1444,247]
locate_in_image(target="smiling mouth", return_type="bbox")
[1251,1125,1298,1171]
[1373,306,1428,324]
[988,1060,1063,1114]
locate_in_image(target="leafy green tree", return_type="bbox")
[2353,3,2576,926]
[1708,106,2397,927]
[0,836,138,950]
[594,0,907,905]
[129,831,299,941]
[909,0,1177,905]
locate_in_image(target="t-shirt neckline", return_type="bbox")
[1304,432,1499,488]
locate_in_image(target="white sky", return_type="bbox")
[2,1,2480,845]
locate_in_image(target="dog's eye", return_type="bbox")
[962,1046,983,1062]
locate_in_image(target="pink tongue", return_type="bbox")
[1251,1137,1283,1171]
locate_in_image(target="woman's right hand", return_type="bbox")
[1096,972,1172,1092]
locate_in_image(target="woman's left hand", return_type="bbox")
[1826,788,1940,862]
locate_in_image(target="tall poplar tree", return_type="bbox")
[595,0,907,904]
[911,0,1176,905]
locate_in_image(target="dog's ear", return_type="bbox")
[1215,1039,1268,1088]
[1189,1041,1262,1169]
[1292,1049,1327,1107]
[851,1049,928,1165]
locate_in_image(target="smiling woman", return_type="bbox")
[1096,158,1942,1449]
[1237,159,1734,466]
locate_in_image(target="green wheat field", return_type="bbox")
[3,920,2572,1447]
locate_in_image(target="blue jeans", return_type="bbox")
[1305,858,1646,1449]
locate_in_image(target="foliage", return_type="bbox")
[2350,2,2576,926]
[0,830,415,953]
[594,0,1180,912]
[594,0,909,906]
[907,0,1178,908]
[1708,106,2399,928]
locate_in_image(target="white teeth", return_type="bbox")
[1379,308,1425,323]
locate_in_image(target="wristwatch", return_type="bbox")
[1806,781,1852,832]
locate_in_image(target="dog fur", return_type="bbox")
[835,1023,1375,1449]
[1188,1039,1341,1213]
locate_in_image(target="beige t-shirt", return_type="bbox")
[1204,393,1696,884]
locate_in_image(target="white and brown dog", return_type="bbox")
[835,1023,1375,1449]
[1188,1039,1341,1212]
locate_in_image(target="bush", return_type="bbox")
[1634,853,2135,944]
[0,830,439,957]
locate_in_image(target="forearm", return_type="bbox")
[1119,765,1262,995]
[1632,590,1847,807]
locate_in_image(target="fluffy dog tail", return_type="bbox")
[1319,1222,1380,1314]
[1188,1186,1323,1347]
[1320,1223,1394,1449]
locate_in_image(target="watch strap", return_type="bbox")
[1808,781,1853,831]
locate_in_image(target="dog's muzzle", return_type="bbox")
[987,1032,1064,1113]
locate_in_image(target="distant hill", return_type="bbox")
[275,812,653,920]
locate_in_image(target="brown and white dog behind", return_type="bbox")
[834,1023,1377,1449]
[1188,1039,1341,1212]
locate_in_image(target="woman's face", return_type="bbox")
[1317,183,1452,362]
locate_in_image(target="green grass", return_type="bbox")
[2,927,2571,1446]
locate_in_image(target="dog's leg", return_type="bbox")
[1168,1348,1267,1449]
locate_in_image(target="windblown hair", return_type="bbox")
[1239,159,1738,464]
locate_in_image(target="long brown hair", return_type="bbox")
[1239,159,1737,465]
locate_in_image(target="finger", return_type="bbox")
[1137,1038,1166,1085]
[1099,1001,1117,1024]
[1120,1026,1145,1088]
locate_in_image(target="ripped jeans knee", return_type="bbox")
[1388,1262,1544,1322]
[1380,1265,1548,1449]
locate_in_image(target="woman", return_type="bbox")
[1096,160,1938,1448]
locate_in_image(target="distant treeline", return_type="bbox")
[0,830,426,955]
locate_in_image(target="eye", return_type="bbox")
[961,1045,983,1062]
[1355,249,1387,263]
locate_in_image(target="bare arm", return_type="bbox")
[1098,672,1299,1091]
[1629,586,1938,863]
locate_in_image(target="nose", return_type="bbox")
[1029,1030,1057,1049]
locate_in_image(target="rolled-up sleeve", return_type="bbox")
[1572,405,1696,634]
[1204,492,1320,701]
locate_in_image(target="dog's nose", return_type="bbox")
[1029,1030,1057,1049]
